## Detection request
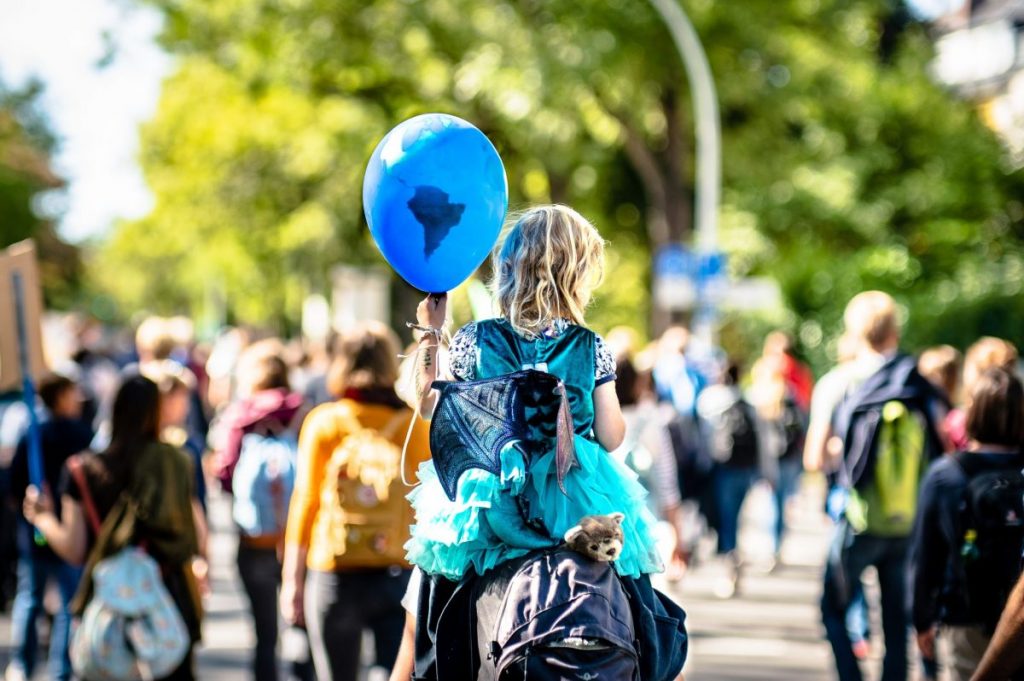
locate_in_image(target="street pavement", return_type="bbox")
[1,478,932,681]
[671,480,834,681]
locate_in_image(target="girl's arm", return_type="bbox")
[593,382,626,451]
[23,488,88,566]
[972,572,1024,680]
[388,613,416,681]
[414,295,447,420]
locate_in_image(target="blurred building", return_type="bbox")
[931,0,1024,156]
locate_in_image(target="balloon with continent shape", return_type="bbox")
[407,185,466,258]
[363,113,508,293]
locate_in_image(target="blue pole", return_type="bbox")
[12,271,46,545]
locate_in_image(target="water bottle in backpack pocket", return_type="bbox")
[232,431,298,538]
[70,547,190,681]
[954,453,1024,633]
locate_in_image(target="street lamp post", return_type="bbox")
[647,0,722,345]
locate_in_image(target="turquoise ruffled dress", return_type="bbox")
[405,318,664,580]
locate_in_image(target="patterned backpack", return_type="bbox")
[67,456,190,681]
[316,404,411,568]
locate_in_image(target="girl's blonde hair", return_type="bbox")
[492,205,605,337]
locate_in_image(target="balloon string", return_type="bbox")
[397,326,450,488]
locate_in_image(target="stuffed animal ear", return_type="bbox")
[564,525,584,543]
[609,512,625,525]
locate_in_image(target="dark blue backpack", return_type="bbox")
[413,552,687,681]
[484,549,639,680]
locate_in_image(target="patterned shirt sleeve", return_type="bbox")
[448,322,478,381]
[594,333,616,386]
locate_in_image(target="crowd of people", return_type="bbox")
[0,209,1023,681]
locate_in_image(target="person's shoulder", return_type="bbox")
[451,320,481,345]
[922,454,967,492]
[149,441,193,468]
[67,419,96,448]
[455,319,482,334]
[563,320,597,338]
[302,400,348,433]
[815,363,856,393]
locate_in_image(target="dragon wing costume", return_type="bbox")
[428,369,578,501]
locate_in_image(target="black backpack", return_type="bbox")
[778,398,807,461]
[709,398,760,468]
[955,452,1024,633]
[666,413,713,501]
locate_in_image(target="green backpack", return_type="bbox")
[846,401,926,536]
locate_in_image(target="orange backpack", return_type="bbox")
[315,405,414,568]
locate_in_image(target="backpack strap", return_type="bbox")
[67,454,102,536]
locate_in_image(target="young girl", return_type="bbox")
[406,204,663,581]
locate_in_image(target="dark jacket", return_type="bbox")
[833,353,944,489]
[10,415,94,561]
[909,450,1024,630]
[61,441,202,640]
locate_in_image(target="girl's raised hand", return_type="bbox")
[416,293,447,330]
[23,484,54,524]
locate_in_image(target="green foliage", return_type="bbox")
[101,0,1024,369]
[0,80,82,308]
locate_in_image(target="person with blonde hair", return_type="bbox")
[392,205,682,681]
[749,350,807,565]
[813,291,944,681]
[135,316,177,363]
[406,204,660,580]
[280,322,430,681]
[945,337,1019,451]
[918,345,962,404]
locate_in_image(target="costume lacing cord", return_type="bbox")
[398,321,451,487]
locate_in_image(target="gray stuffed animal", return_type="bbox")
[563,512,625,562]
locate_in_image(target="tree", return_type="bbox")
[0,80,81,308]
[104,0,1024,369]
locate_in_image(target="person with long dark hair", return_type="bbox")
[23,375,204,680]
[911,368,1024,680]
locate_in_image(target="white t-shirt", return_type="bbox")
[402,566,422,614]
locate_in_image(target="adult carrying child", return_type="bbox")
[400,205,687,681]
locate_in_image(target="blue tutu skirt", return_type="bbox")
[404,435,664,580]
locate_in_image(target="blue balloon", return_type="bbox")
[362,113,509,293]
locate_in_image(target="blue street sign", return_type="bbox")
[654,244,696,278]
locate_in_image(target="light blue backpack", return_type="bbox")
[232,431,298,537]
[70,547,190,681]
